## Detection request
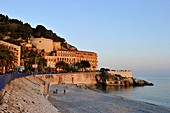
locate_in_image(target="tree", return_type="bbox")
[55,61,70,72]
[0,23,8,34]
[34,25,46,37]
[22,49,35,71]
[80,60,91,71]
[21,49,46,72]
[37,55,47,72]
[0,44,15,73]
[0,34,3,40]
[70,62,81,72]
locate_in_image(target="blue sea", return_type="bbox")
[96,76,170,108]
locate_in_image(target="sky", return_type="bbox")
[0,0,170,76]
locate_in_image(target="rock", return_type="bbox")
[126,77,134,85]
[133,78,154,86]
[144,81,154,86]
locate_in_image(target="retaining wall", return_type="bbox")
[36,71,133,85]
[36,72,99,85]
[108,71,132,78]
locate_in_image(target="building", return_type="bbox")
[28,37,98,70]
[31,37,53,53]
[75,51,98,70]
[0,40,21,66]
[45,50,98,71]
[53,42,61,50]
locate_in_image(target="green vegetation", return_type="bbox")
[0,44,16,74]
[55,60,91,73]
[0,14,80,73]
[55,61,70,72]
[80,60,91,71]
[0,14,66,44]
[21,48,47,72]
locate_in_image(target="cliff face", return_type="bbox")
[0,77,59,113]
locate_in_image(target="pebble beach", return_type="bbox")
[49,84,170,113]
[1,77,170,113]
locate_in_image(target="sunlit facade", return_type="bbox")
[45,50,98,71]
[0,40,21,66]
[31,37,53,53]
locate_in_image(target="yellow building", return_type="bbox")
[45,50,98,71]
[53,42,61,50]
[0,40,21,66]
[31,37,53,53]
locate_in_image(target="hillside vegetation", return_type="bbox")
[0,14,74,49]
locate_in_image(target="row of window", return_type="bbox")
[47,58,76,62]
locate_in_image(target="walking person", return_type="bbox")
[64,88,66,94]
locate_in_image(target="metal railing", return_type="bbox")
[0,71,97,91]
[0,73,30,91]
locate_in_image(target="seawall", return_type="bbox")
[108,70,132,78]
[36,71,133,85]
[37,72,99,85]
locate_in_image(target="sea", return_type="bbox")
[95,75,170,108]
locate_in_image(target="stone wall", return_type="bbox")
[108,71,132,78]
[36,71,133,85]
[36,72,99,85]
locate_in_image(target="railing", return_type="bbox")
[0,73,30,91]
[0,71,98,91]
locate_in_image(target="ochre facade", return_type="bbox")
[45,50,98,70]
[0,40,21,66]
[31,37,53,53]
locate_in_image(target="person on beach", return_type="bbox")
[64,89,66,94]
[53,89,58,94]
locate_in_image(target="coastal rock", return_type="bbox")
[133,78,154,86]
[123,77,134,86]
[95,71,154,86]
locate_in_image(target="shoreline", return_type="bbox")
[48,84,170,113]
[1,76,169,113]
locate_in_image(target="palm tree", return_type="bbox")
[22,49,47,72]
[0,44,15,73]
[22,49,36,71]
[37,54,47,72]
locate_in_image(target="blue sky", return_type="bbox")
[0,0,170,76]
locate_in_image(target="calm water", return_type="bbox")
[95,76,170,108]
